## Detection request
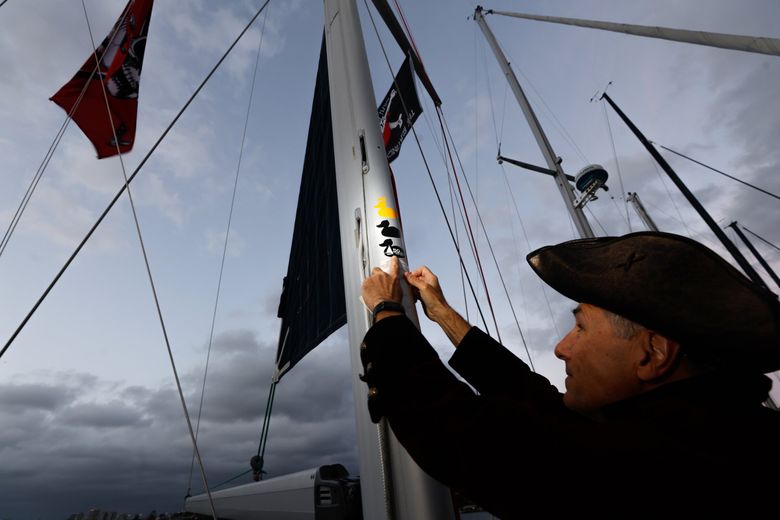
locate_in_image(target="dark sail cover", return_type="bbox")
[275,37,346,380]
[378,55,422,164]
[51,0,154,158]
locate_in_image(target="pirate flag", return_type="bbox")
[377,55,422,164]
[51,0,154,158]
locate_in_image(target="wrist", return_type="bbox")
[371,300,405,325]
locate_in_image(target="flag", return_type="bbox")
[377,55,422,164]
[275,36,346,380]
[51,0,154,158]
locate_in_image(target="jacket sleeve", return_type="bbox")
[449,326,562,405]
[359,315,581,518]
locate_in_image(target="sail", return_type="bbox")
[50,0,154,158]
[274,36,346,380]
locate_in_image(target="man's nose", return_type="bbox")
[554,330,574,360]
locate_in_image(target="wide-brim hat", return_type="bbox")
[527,232,780,373]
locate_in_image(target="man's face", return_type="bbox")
[554,303,645,413]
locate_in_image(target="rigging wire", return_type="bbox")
[499,163,562,337]
[0,11,132,260]
[0,0,9,9]
[743,227,780,255]
[504,50,589,164]
[478,32,502,152]
[418,89,470,319]
[80,2,219,517]
[185,7,270,498]
[655,143,780,202]
[601,101,632,232]
[253,379,277,479]
[649,154,692,235]
[585,206,609,235]
[1,0,272,379]
[389,0,503,336]
[361,0,491,333]
[441,115,535,367]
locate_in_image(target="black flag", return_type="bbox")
[275,37,346,380]
[378,56,422,164]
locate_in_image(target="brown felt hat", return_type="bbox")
[527,232,780,373]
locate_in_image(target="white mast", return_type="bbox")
[323,0,455,518]
[473,6,594,239]
[627,192,658,232]
[487,10,780,57]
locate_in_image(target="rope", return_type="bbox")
[655,143,780,202]
[362,0,491,333]
[186,6,270,497]
[0,10,132,260]
[601,102,632,232]
[80,2,221,517]
[0,0,9,8]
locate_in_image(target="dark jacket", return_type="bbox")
[360,315,780,518]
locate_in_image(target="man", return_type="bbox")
[360,232,780,517]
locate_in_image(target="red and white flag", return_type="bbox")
[51,0,154,158]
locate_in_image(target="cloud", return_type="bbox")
[0,328,358,518]
[205,228,245,257]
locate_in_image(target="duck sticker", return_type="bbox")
[374,197,397,219]
[379,239,406,258]
[377,220,400,238]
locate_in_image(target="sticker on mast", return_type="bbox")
[379,239,405,258]
[374,197,397,219]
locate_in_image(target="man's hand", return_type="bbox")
[405,265,471,347]
[362,256,403,311]
[404,265,449,322]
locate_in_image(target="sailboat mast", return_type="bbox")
[600,93,767,289]
[474,6,594,239]
[728,222,780,290]
[627,192,659,231]
[322,0,455,518]
[486,10,780,57]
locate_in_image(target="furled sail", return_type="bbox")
[275,40,424,380]
[274,36,346,380]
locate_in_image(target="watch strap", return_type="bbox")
[371,300,405,324]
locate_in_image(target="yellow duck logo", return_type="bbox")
[374,197,397,219]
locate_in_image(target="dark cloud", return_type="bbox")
[0,329,358,519]
[0,382,74,412]
[59,401,152,428]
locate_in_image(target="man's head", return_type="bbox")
[527,232,780,409]
[554,303,689,412]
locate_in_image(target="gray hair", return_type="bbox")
[605,310,646,339]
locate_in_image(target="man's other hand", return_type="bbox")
[362,256,403,310]
[404,265,449,322]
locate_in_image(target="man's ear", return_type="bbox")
[636,331,682,382]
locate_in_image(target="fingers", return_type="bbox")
[389,255,399,277]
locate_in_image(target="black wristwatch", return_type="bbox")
[371,300,405,324]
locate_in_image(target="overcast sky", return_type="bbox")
[1,0,779,518]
